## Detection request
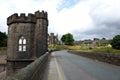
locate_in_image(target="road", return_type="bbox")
[47,50,120,80]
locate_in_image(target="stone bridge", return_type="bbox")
[6,52,50,80]
[2,10,120,80]
[4,50,120,80]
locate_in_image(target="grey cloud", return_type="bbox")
[84,1,120,39]
[72,25,120,40]
[84,26,120,38]
[71,0,120,40]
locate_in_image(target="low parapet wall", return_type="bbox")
[69,51,120,66]
[6,52,50,80]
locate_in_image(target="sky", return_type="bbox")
[0,0,120,40]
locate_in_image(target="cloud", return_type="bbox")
[0,0,58,32]
[87,0,120,39]
[69,0,120,40]
[0,0,120,40]
[50,0,95,34]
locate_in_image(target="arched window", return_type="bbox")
[18,36,26,52]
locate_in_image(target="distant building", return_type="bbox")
[93,38,100,46]
[48,33,59,45]
[83,39,93,46]
[75,38,111,46]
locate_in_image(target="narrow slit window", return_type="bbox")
[18,36,26,52]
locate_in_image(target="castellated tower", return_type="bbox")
[34,11,48,57]
[7,10,48,75]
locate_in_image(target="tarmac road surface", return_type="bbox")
[47,50,120,80]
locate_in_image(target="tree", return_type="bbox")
[111,35,120,49]
[0,31,7,47]
[61,35,66,43]
[61,33,74,45]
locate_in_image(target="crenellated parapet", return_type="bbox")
[35,10,48,20]
[7,10,48,25]
[7,13,36,25]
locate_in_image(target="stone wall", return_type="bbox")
[6,52,50,80]
[7,23,35,59]
[69,51,120,66]
[7,10,48,59]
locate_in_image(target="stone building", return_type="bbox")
[48,33,59,45]
[7,10,48,75]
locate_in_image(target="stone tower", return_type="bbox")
[7,10,48,75]
[48,33,59,45]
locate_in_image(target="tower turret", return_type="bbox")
[7,10,48,75]
[34,10,48,57]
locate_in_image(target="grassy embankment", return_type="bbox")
[49,45,120,54]
[67,45,120,54]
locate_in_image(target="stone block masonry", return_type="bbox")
[7,10,49,75]
[6,52,50,80]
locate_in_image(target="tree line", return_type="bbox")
[61,33,120,50]
[0,31,7,47]
[0,31,120,50]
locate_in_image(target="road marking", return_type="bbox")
[53,53,65,80]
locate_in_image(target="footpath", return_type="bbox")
[43,52,65,80]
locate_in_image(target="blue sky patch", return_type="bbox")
[57,0,80,11]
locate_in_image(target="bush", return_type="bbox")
[89,47,93,50]
[111,35,120,49]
